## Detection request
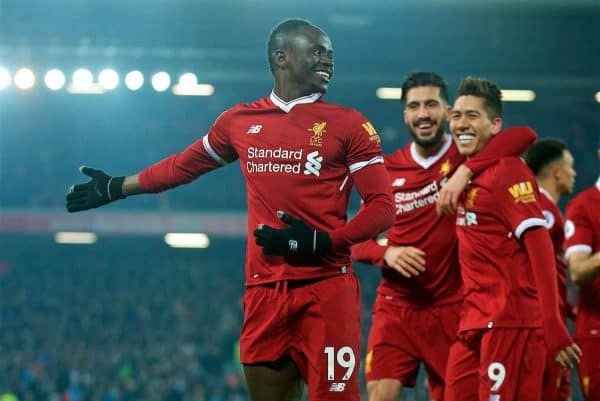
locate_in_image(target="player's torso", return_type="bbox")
[379,138,463,304]
[456,165,541,329]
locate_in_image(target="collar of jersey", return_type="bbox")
[539,186,555,203]
[270,91,322,113]
[410,133,452,169]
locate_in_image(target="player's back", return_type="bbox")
[379,135,463,305]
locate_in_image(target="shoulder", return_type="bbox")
[214,97,272,123]
[567,186,597,213]
[490,156,534,180]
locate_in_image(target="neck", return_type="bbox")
[273,81,315,102]
[537,179,560,204]
[414,134,447,158]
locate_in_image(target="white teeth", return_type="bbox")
[458,134,475,144]
[418,123,432,129]
[316,71,330,79]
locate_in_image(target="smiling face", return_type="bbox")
[403,85,449,150]
[283,26,334,95]
[450,95,502,156]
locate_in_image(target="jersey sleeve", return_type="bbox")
[138,109,239,192]
[463,126,536,176]
[492,158,546,239]
[565,196,594,258]
[344,111,385,173]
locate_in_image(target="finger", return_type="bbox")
[450,191,460,213]
[80,166,103,178]
[558,350,572,369]
[276,210,300,226]
[68,183,88,194]
[554,351,568,369]
[399,254,426,272]
[395,261,420,277]
[66,191,87,201]
[67,202,90,213]
[567,345,582,364]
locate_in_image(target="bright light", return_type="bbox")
[164,233,210,248]
[55,232,97,244]
[376,87,402,100]
[172,83,215,96]
[501,89,536,102]
[14,68,35,90]
[151,72,171,92]
[72,68,94,89]
[44,69,66,90]
[98,68,119,90]
[125,70,144,90]
[178,72,198,87]
[595,91,600,104]
[0,67,10,89]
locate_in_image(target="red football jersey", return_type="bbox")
[456,157,547,331]
[140,93,391,285]
[538,188,568,317]
[377,135,463,305]
[565,179,600,339]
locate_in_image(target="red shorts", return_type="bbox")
[542,351,571,401]
[365,294,461,400]
[240,273,362,401]
[445,328,546,401]
[577,338,600,400]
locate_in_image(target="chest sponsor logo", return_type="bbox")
[508,181,536,203]
[392,178,406,187]
[246,124,262,134]
[308,121,326,147]
[245,147,324,177]
[394,180,440,214]
[439,159,452,176]
[361,121,381,144]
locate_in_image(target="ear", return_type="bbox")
[551,163,562,180]
[272,49,287,69]
[490,117,502,136]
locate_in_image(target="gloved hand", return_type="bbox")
[66,166,126,212]
[254,211,332,256]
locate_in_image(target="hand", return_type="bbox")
[554,343,582,369]
[66,166,125,212]
[254,211,331,257]
[383,246,426,278]
[436,164,473,216]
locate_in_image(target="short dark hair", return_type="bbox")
[401,71,448,103]
[267,18,318,73]
[455,76,503,119]
[525,138,568,177]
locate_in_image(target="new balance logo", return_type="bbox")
[392,178,406,187]
[304,150,323,177]
[246,125,262,134]
[329,383,346,392]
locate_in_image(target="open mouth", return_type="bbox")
[315,71,331,82]
[457,134,476,144]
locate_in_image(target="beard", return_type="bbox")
[408,121,446,149]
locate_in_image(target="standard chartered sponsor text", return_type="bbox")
[246,146,303,174]
[395,181,440,214]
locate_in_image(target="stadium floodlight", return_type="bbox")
[501,89,536,102]
[172,83,214,96]
[55,231,97,244]
[151,71,171,92]
[98,68,119,90]
[125,70,144,90]
[72,68,94,90]
[0,67,10,90]
[376,87,402,100]
[164,233,210,248]
[595,91,600,104]
[178,72,198,87]
[14,68,36,90]
[44,69,66,90]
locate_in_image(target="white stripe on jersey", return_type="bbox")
[514,217,546,239]
[202,135,228,166]
[565,244,593,259]
[348,156,384,174]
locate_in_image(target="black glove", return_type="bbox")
[254,211,332,257]
[66,166,126,212]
